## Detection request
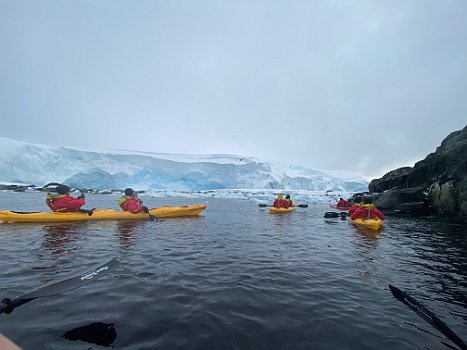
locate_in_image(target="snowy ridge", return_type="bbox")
[0,137,368,198]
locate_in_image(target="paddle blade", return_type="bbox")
[297,204,308,208]
[389,285,467,350]
[20,259,120,299]
[258,204,268,207]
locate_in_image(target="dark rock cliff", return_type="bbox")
[369,125,467,222]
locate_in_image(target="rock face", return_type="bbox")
[369,125,467,222]
[370,186,430,215]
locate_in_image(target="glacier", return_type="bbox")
[0,137,368,202]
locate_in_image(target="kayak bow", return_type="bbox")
[350,217,383,230]
[269,206,296,214]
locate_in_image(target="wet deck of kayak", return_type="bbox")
[1,192,466,349]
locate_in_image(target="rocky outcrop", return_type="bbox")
[369,125,467,223]
[0,184,35,192]
[368,167,412,193]
[370,186,431,215]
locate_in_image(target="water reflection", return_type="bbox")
[324,219,339,226]
[116,221,140,249]
[403,220,467,307]
[353,226,381,242]
[352,225,380,255]
[41,223,83,258]
[323,217,348,226]
[1,196,465,350]
[271,213,294,232]
[351,226,381,279]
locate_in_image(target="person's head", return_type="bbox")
[124,188,135,197]
[354,195,363,203]
[277,194,283,199]
[285,194,290,200]
[363,196,373,205]
[56,184,70,195]
[340,197,344,201]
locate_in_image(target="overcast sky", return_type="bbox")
[1,0,466,179]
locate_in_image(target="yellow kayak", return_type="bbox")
[350,217,383,230]
[0,204,207,223]
[269,206,296,214]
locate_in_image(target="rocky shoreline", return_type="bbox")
[370,125,467,223]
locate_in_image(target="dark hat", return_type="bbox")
[363,196,373,204]
[355,195,363,202]
[124,188,134,196]
[56,184,70,194]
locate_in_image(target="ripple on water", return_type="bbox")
[0,195,466,349]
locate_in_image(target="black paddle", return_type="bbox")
[389,284,467,350]
[1,259,120,315]
[324,211,348,219]
[258,204,308,208]
[143,207,157,222]
[78,208,95,216]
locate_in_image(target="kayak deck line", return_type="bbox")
[0,204,207,223]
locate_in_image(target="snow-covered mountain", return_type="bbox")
[0,137,368,194]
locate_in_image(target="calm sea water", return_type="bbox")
[0,192,466,350]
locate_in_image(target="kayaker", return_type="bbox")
[119,188,149,214]
[285,194,293,207]
[336,197,350,208]
[273,194,290,209]
[348,195,363,216]
[350,196,385,221]
[44,183,86,213]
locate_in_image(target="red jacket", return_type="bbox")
[46,195,85,212]
[337,199,350,208]
[273,199,290,208]
[119,196,145,213]
[350,206,385,220]
[348,204,361,216]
